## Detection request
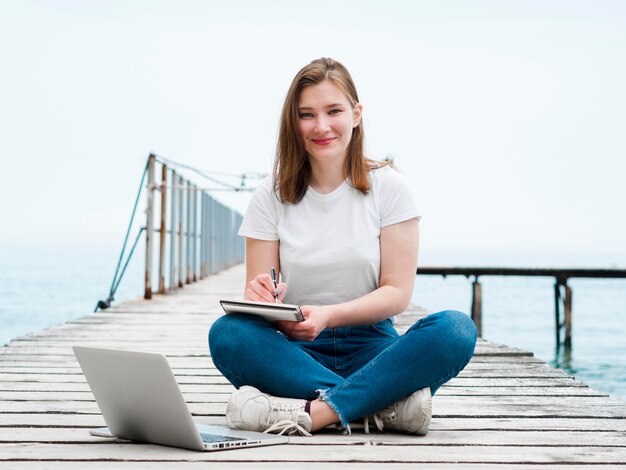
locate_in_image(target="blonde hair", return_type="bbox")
[274,57,382,204]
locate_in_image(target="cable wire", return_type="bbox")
[94,160,149,312]
[154,154,265,191]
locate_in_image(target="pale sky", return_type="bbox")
[1,0,625,258]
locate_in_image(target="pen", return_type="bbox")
[270,267,278,303]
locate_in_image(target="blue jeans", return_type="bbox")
[208,310,477,429]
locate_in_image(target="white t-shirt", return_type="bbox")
[238,165,420,306]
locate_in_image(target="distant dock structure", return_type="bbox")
[418,266,626,348]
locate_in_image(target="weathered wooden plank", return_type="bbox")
[0,386,608,401]
[0,366,570,382]
[3,464,626,470]
[0,368,222,376]
[0,413,108,427]
[2,443,626,463]
[433,386,607,396]
[0,380,596,397]
[0,376,586,389]
[1,428,625,447]
[3,396,625,417]
[0,361,558,373]
[0,391,231,402]
[0,382,232,393]
[2,414,626,432]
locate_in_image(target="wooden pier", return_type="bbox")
[2,263,626,468]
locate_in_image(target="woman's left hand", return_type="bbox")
[276,305,331,341]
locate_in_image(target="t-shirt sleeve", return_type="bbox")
[375,166,421,227]
[238,177,282,241]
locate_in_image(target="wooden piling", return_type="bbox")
[564,283,573,347]
[554,281,561,347]
[471,278,483,337]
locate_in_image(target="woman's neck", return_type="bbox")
[308,158,346,194]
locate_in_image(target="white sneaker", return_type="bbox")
[226,386,313,436]
[365,387,432,435]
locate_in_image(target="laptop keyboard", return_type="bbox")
[199,432,247,444]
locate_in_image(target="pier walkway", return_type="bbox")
[1,264,625,468]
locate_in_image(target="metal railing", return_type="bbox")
[96,154,246,310]
[144,154,245,298]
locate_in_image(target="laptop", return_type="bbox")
[73,346,289,451]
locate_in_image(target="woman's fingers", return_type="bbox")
[245,274,287,303]
[276,306,327,342]
[276,282,287,302]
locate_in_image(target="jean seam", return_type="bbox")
[369,322,396,338]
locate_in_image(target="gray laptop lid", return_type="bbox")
[74,346,208,451]
[74,346,289,451]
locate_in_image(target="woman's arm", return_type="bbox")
[278,218,420,341]
[243,237,287,303]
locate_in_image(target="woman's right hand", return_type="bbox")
[244,273,288,303]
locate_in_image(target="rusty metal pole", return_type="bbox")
[471,277,482,337]
[200,192,206,278]
[144,154,156,299]
[186,180,192,284]
[564,283,573,348]
[192,185,198,282]
[158,163,167,294]
[208,195,215,274]
[169,169,177,290]
[177,175,184,288]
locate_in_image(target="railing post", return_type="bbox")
[220,203,226,271]
[177,175,184,288]
[209,195,215,274]
[186,180,192,284]
[144,154,156,299]
[158,162,167,295]
[192,185,198,282]
[201,192,207,278]
[169,169,178,290]
[471,276,482,337]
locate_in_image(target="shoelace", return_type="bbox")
[262,402,312,436]
[264,419,312,436]
[364,408,396,434]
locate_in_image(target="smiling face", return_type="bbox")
[297,79,362,167]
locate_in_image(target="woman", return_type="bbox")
[209,57,477,436]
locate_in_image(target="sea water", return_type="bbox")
[1,245,625,401]
[0,245,143,347]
